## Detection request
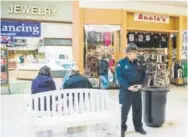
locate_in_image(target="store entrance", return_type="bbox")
[83,25,121,78]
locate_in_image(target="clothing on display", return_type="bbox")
[173,61,184,79]
[96,32,103,44]
[127,32,136,44]
[1,66,6,72]
[152,33,161,48]
[103,32,112,46]
[144,33,152,48]
[160,34,168,48]
[87,31,97,45]
[127,31,169,48]
[136,33,145,48]
[84,25,120,78]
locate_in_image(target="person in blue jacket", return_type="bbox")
[63,66,92,89]
[32,66,56,94]
[116,43,146,137]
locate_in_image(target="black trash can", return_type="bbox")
[142,86,169,127]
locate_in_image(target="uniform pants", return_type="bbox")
[119,88,143,132]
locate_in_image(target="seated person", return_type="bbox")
[31,66,56,111]
[32,66,56,94]
[63,66,92,89]
[63,66,92,105]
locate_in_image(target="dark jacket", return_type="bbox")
[116,57,145,89]
[31,75,56,94]
[98,59,109,75]
[63,74,92,89]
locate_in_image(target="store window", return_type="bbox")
[84,25,121,77]
[0,20,73,81]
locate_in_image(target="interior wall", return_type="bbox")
[83,9,122,24]
[42,23,72,38]
[79,1,187,16]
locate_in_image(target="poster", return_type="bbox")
[0,49,9,85]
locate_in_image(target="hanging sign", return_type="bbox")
[134,13,169,23]
[1,20,41,37]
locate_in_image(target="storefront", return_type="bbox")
[72,2,188,85]
[1,1,73,80]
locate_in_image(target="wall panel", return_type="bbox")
[84,9,122,25]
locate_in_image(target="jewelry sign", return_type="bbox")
[134,13,169,23]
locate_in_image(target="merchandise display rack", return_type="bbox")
[127,27,179,33]
[137,48,170,87]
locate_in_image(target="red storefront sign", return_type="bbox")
[134,13,169,23]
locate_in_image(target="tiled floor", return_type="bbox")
[1,85,187,137]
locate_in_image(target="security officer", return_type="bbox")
[116,43,147,137]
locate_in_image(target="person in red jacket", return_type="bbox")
[109,55,116,85]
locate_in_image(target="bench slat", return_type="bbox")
[46,95,51,116]
[69,92,73,114]
[58,94,62,115]
[90,92,95,112]
[63,92,68,115]
[85,92,90,112]
[40,96,45,113]
[96,92,100,112]
[52,94,57,115]
[74,92,79,114]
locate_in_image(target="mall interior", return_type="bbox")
[0,1,188,137]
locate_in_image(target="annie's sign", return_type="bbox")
[134,13,169,23]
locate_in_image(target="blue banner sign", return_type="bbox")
[1,20,41,37]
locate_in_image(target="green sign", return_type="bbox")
[44,38,72,46]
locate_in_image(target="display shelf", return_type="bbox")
[127,27,179,33]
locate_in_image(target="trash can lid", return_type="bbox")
[142,86,169,92]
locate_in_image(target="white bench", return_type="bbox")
[28,89,121,137]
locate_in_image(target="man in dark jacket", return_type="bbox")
[116,43,146,137]
[98,54,109,89]
[63,66,92,104]
[63,66,92,89]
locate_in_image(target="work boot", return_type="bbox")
[135,127,147,135]
[121,131,125,137]
[121,128,127,137]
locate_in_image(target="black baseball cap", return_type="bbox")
[126,43,138,53]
